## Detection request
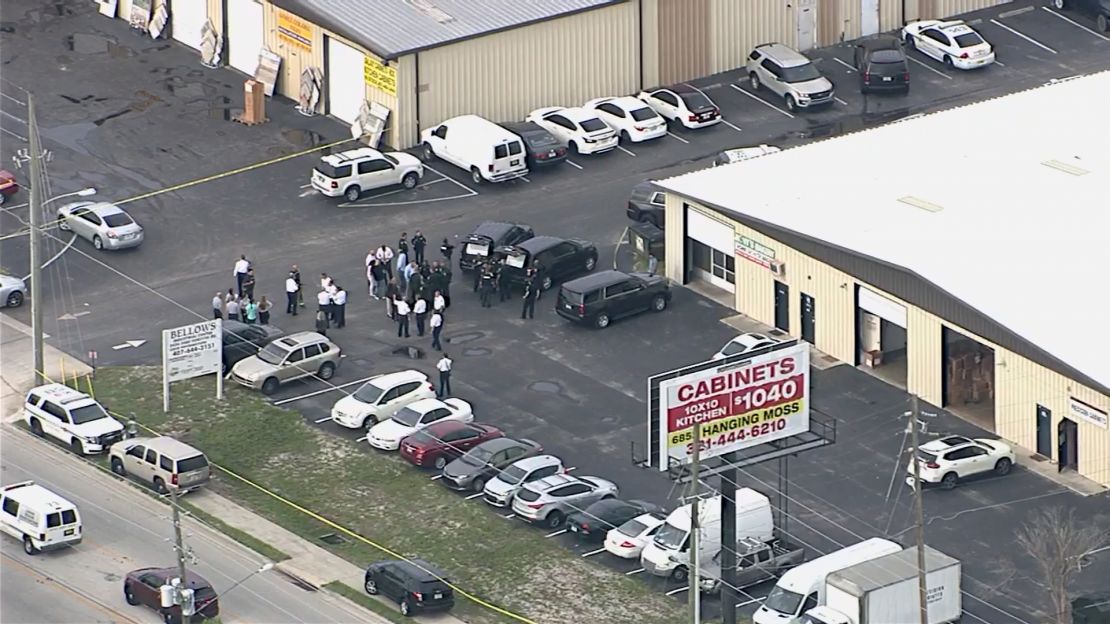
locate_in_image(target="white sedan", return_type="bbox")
[906,435,1015,489]
[604,512,667,559]
[366,397,473,451]
[902,20,995,70]
[712,332,779,360]
[584,96,666,143]
[636,85,721,129]
[524,107,618,155]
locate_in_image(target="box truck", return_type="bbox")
[639,488,772,582]
[801,545,962,624]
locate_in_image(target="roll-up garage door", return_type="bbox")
[687,207,732,250]
[227,0,264,75]
[170,0,207,50]
[858,286,907,328]
[326,38,366,125]
[687,206,735,292]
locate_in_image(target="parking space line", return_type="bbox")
[834,96,849,106]
[734,597,765,607]
[625,568,643,576]
[665,586,688,596]
[906,56,954,80]
[1,126,27,142]
[994,60,1007,67]
[1041,6,1110,41]
[617,145,637,157]
[832,57,856,72]
[337,177,451,206]
[720,118,743,133]
[998,5,1034,18]
[430,474,444,481]
[298,183,311,188]
[313,416,333,424]
[729,84,795,119]
[545,528,567,538]
[581,548,606,558]
[423,163,479,195]
[272,375,379,405]
[464,492,484,500]
[1,110,27,125]
[501,512,515,519]
[565,159,584,170]
[666,131,689,144]
[990,18,1058,54]
[1,92,26,106]
[520,176,531,183]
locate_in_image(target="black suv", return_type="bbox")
[495,236,598,291]
[458,221,534,272]
[626,181,665,228]
[854,37,910,94]
[556,270,670,328]
[364,559,455,616]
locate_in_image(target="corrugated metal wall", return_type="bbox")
[932,0,1010,19]
[416,2,638,144]
[879,0,904,31]
[261,3,322,108]
[710,0,793,74]
[658,0,710,85]
[818,0,843,45]
[394,54,418,150]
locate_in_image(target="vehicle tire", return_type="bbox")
[1052,0,1065,9]
[902,85,911,96]
[23,535,38,556]
[943,55,954,68]
[620,130,631,143]
[994,457,1013,476]
[399,598,413,617]
[163,611,178,624]
[585,255,597,272]
[261,377,280,396]
[58,219,71,231]
[317,362,336,381]
[545,511,565,529]
[651,295,667,312]
[433,456,447,470]
[111,457,127,476]
[29,418,44,437]
[154,477,168,495]
[422,142,435,161]
[860,83,869,95]
[470,167,483,185]
[70,437,85,455]
[785,95,797,112]
[344,186,361,202]
[749,73,760,90]
[125,583,140,605]
[402,172,419,189]
[594,313,610,329]
[93,235,104,251]
[904,34,916,50]
[671,565,689,583]
[570,141,581,156]
[1098,14,1109,32]
[471,477,486,493]
[6,291,23,307]
[940,472,958,490]
[541,276,553,291]
[364,577,379,595]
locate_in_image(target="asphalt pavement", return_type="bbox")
[0,427,380,624]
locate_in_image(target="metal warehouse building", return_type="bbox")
[655,71,1110,488]
[109,0,1007,148]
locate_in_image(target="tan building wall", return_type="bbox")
[664,195,1110,487]
[415,1,639,142]
[711,0,793,74]
[659,0,712,84]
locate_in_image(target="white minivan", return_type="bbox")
[1,481,82,555]
[640,488,773,582]
[754,537,903,624]
[420,115,529,185]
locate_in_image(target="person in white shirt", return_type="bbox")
[333,286,348,328]
[376,245,394,279]
[317,289,332,320]
[412,296,428,336]
[432,290,445,314]
[285,274,299,316]
[226,296,241,322]
[430,310,444,351]
[212,292,224,320]
[435,353,452,398]
[233,255,250,296]
[394,297,411,338]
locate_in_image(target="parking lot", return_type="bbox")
[3,0,1110,621]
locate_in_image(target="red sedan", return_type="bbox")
[0,170,18,205]
[400,421,503,470]
[124,567,220,623]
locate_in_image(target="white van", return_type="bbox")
[640,488,773,581]
[1,481,82,555]
[420,115,529,185]
[754,537,902,624]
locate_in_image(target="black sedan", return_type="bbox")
[222,320,284,374]
[501,121,568,169]
[566,499,663,542]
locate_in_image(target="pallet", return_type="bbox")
[232,114,269,126]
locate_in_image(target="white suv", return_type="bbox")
[24,384,125,455]
[906,435,1015,489]
[746,43,835,112]
[311,147,424,202]
[331,370,436,429]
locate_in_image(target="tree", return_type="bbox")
[1015,506,1110,624]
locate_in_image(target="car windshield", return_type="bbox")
[393,406,423,427]
[764,585,804,614]
[781,63,823,83]
[354,381,387,403]
[630,107,657,121]
[256,343,288,365]
[461,445,495,466]
[680,92,713,109]
[177,455,209,472]
[653,522,688,549]
[618,518,651,537]
[580,118,608,133]
[954,32,984,47]
[383,153,399,165]
[102,213,133,227]
[69,403,110,425]
[500,464,529,485]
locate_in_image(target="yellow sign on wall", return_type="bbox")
[364,57,397,96]
[277,9,313,51]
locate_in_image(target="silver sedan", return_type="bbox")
[57,201,144,250]
[0,273,27,307]
[511,474,619,529]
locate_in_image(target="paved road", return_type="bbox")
[0,428,374,624]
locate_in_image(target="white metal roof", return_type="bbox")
[657,71,1110,391]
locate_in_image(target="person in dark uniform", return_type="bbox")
[241,268,257,301]
[497,258,512,302]
[412,231,427,265]
[440,238,454,263]
[479,263,495,308]
[397,232,409,257]
[437,263,453,308]
[521,269,538,320]
[472,259,483,292]
[290,265,304,308]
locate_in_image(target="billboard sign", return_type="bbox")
[162,320,223,412]
[657,342,810,470]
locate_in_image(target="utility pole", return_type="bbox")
[910,395,928,624]
[687,423,701,624]
[169,486,194,624]
[26,94,45,382]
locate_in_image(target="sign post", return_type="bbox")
[162,320,223,413]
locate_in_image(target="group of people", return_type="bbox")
[364,232,458,351]
[213,255,274,324]
[472,259,542,320]
[314,273,349,334]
